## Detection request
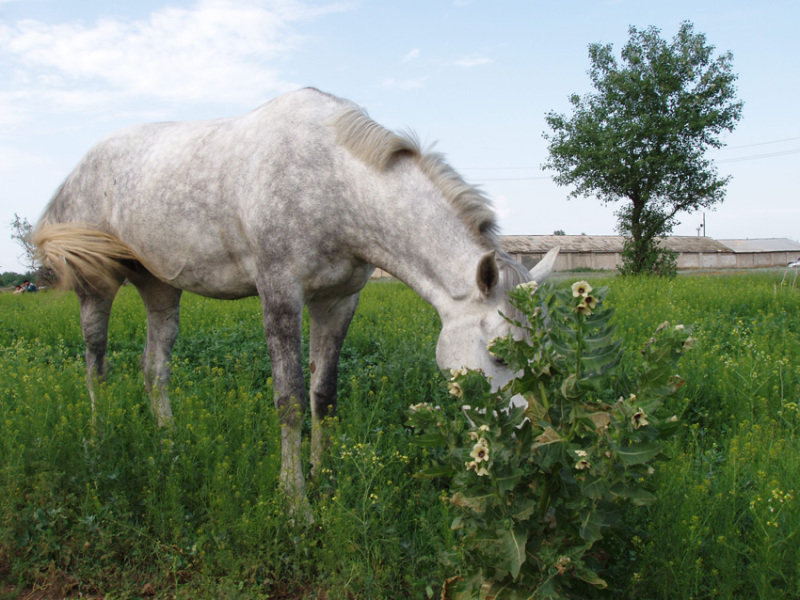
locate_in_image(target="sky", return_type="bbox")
[1,0,798,273]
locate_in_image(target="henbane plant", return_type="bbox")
[408,280,694,599]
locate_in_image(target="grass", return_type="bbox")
[2,273,800,598]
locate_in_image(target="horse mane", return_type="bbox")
[331,107,499,250]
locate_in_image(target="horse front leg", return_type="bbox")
[308,293,360,479]
[260,291,309,514]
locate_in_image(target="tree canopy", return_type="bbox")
[543,21,743,274]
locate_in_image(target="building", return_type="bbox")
[501,235,800,272]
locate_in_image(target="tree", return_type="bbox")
[10,213,36,271]
[543,21,742,275]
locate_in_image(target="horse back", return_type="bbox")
[37,88,367,298]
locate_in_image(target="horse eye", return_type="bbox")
[492,355,508,367]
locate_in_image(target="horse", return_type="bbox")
[33,87,558,509]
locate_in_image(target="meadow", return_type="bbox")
[1,272,799,599]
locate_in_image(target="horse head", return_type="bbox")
[435,247,559,390]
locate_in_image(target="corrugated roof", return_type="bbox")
[718,238,800,253]
[501,235,732,254]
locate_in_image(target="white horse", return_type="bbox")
[34,88,557,507]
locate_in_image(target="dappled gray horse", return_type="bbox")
[34,88,556,506]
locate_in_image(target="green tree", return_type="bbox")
[10,213,37,272]
[543,22,742,275]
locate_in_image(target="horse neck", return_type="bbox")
[351,163,493,316]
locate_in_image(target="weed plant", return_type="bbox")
[1,273,800,598]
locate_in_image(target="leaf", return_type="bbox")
[413,432,446,447]
[610,483,658,506]
[579,508,606,543]
[496,471,523,495]
[582,321,617,347]
[581,477,606,500]
[560,374,579,398]
[415,465,454,479]
[588,411,610,431]
[450,492,490,513]
[498,526,528,579]
[574,563,608,588]
[580,340,623,375]
[615,442,663,466]
[585,305,615,328]
[511,497,537,521]
[533,426,562,449]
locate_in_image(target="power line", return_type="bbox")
[723,136,800,150]
[461,138,800,176]
[475,175,551,181]
[717,148,800,163]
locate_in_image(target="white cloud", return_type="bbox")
[453,56,493,68]
[0,0,347,117]
[402,47,420,62]
[381,77,425,90]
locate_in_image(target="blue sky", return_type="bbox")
[1,0,798,272]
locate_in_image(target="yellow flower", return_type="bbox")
[571,280,592,297]
[516,280,539,296]
[632,408,649,429]
[470,437,490,463]
[575,301,593,316]
[450,367,468,379]
[447,381,463,397]
[465,460,490,477]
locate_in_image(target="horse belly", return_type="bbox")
[131,229,260,299]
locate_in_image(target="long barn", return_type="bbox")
[501,235,800,272]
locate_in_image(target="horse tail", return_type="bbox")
[33,223,143,293]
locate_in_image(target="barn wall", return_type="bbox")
[512,251,791,272]
[370,249,796,279]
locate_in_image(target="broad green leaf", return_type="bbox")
[413,432,445,447]
[610,483,658,505]
[579,508,605,543]
[498,526,528,579]
[450,492,490,513]
[511,497,537,521]
[615,442,663,466]
[416,464,454,478]
[581,477,606,500]
[574,563,608,588]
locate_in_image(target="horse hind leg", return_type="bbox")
[133,275,182,427]
[77,286,120,420]
[308,292,360,479]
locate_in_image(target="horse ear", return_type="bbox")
[477,252,499,296]
[528,247,560,282]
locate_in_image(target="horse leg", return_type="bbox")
[259,287,308,510]
[77,286,119,419]
[308,293,360,479]
[133,275,182,427]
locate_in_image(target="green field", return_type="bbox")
[2,273,800,599]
